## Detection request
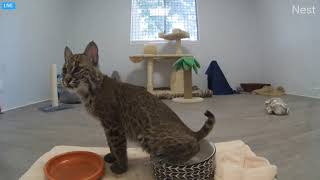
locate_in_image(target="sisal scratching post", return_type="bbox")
[172,55,203,103]
[51,64,59,107]
[176,39,182,55]
[39,64,73,112]
[173,39,185,93]
[184,70,193,99]
[172,68,203,104]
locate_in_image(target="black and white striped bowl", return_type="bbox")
[152,140,216,180]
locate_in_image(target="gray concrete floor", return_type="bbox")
[0,94,320,180]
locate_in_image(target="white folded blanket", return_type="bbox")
[215,140,277,180]
[20,140,277,180]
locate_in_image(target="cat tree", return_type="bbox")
[159,29,203,103]
[129,29,208,101]
[159,29,188,94]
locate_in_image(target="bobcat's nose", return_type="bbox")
[63,75,72,87]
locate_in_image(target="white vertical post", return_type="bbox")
[176,39,182,55]
[51,64,59,107]
[147,59,154,93]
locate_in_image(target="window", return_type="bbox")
[131,0,199,41]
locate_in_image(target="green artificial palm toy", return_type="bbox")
[173,56,200,99]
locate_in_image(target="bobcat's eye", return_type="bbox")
[62,67,67,74]
[72,66,81,74]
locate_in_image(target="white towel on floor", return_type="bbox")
[19,146,152,180]
[215,140,277,180]
[20,141,277,180]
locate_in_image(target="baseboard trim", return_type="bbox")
[2,99,50,112]
[1,92,319,112]
[286,92,320,99]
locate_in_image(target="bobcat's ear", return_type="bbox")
[64,46,73,62]
[84,41,99,66]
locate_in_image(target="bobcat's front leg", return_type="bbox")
[104,127,128,174]
[104,129,116,163]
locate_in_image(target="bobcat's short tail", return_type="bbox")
[194,110,215,141]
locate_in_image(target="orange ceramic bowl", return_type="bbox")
[44,151,105,180]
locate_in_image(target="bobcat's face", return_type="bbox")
[62,41,101,95]
[62,54,92,89]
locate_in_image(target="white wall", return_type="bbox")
[0,0,71,110]
[5,0,318,110]
[256,0,320,97]
[67,0,262,90]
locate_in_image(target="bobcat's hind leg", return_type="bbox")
[153,136,200,164]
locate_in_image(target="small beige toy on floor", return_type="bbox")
[265,98,289,115]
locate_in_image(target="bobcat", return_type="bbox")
[62,41,215,174]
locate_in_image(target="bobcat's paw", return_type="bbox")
[104,153,116,163]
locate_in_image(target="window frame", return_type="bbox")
[130,0,200,44]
